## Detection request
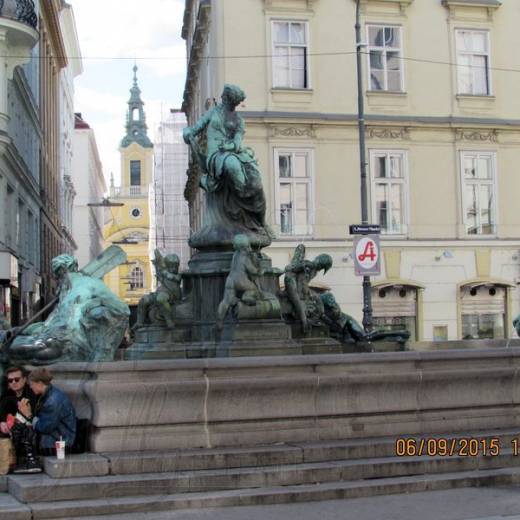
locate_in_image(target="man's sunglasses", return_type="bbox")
[7,377,22,384]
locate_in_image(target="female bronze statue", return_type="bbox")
[183,84,272,250]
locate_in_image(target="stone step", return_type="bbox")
[10,448,520,504]
[0,493,30,520]
[24,467,520,519]
[44,428,520,478]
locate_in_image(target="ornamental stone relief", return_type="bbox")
[367,127,410,140]
[455,129,498,143]
[442,0,500,21]
[359,0,414,16]
[263,0,316,10]
[271,126,316,138]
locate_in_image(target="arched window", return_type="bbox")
[129,266,144,290]
[132,108,139,121]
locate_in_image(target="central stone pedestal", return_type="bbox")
[56,347,520,453]
[122,248,342,359]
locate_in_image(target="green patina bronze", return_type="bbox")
[320,292,366,344]
[120,65,153,149]
[280,244,410,346]
[5,247,130,364]
[513,316,520,338]
[282,244,332,335]
[321,291,409,346]
[183,84,273,250]
[0,313,9,331]
[216,235,280,331]
[136,249,183,328]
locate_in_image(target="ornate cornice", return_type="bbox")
[357,0,414,15]
[442,0,501,20]
[367,127,410,140]
[182,0,211,114]
[39,0,66,69]
[455,128,498,143]
[264,0,317,10]
[442,0,501,8]
[61,225,77,251]
[270,125,316,138]
[181,0,194,40]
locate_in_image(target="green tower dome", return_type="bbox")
[120,65,153,149]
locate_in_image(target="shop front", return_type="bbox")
[0,252,19,325]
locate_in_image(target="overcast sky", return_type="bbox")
[67,0,187,188]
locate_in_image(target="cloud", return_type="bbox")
[69,0,185,69]
[139,43,187,79]
[75,85,126,117]
[68,0,187,189]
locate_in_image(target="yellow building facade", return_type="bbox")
[182,0,520,342]
[104,66,153,321]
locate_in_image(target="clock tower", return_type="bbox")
[104,66,153,322]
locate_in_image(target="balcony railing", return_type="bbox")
[0,0,37,29]
[111,186,147,198]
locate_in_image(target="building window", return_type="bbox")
[461,151,496,235]
[16,199,23,252]
[27,212,35,264]
[370,150,407,234]
[129,266,144,291]
[274,149,313,236]
[5,185,14,246]
[367,25,403,91]
[130,160,141,186]
[433,325,448,342]
[461,284,505,339]
[272,21,309,89]
[456,30,491,95]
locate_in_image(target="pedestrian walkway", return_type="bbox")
[72,487,520,520]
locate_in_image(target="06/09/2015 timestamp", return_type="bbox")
[395,437,520,457]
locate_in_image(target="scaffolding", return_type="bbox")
[150,109,190,273]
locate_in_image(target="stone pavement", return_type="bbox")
[71,487,520,520]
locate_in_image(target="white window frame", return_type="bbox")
[460,150,497,236]
[369,149,409,236]
[273,148,314,237]
[129,265,145,291]
[366,24,404,92]
[455,29,492,96]
[271,20,310,89]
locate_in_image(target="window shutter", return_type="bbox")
[461,286,505,316]
[372,288,416,318]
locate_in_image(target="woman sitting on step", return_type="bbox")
[18,368,76,456]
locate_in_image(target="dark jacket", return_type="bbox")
[33,385,76,449]
[0,385,37,422]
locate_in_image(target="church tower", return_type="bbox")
[104,66,153,322]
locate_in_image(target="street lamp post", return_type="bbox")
[87,197,124,207]
[355,0,373,332]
